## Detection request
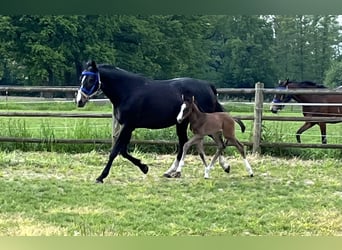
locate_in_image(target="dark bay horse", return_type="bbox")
[175,95,253,179]
[270,79,342,144]
[76,60,225,183]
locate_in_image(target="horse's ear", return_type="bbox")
[181,94,184,101]
[285,78,290,86]
[192,96,195,102]
[87,60,98,70]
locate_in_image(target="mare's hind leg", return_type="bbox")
[228,137,253,177]
[164,122,188,177]
[318,122,327,144]
[96,125,148,183]
[296,122,316,143]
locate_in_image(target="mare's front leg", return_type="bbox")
[96,125,148,183]
[163,122,188,177]
[112,117,122,142]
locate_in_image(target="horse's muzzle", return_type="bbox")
[76,100,86,108]
[75,90,88,108]
[270,103,281,114]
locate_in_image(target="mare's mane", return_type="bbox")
[291,80,326,89]
[98,64,148,83]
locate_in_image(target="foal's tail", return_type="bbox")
[234,118,246,133]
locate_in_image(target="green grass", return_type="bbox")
[0,151,341,236]
[1,99,341,236]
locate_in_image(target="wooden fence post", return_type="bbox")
[252,82,264,154]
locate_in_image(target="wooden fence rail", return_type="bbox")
[1,84,342,152]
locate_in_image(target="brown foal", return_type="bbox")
[173,96,254,179]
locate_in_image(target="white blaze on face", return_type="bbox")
[76,75,87,104]
[177,103,187,123]
[76,89,83,103]
[81,75,86,84]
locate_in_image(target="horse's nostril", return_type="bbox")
[77,101,85,108]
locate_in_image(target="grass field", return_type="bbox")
[0,150,342,236]
[0,99,342,236]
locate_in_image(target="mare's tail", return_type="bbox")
[209,84,244,132]
[234,118,246,133]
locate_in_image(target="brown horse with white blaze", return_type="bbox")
[172,95,254,179]
[270,79,342,144]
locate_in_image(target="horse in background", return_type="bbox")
[76,60,229,183]
[174,95,254,179]
[270,79,342,144]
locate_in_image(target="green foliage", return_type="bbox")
[324,61,342,88]
[0,15,341,88]
[273,15,341,83]
[209,16,277,87]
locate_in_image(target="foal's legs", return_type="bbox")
[227,137,254,177]
[196,139,209,168]
[173,135,204,177]
[204,133,227,179]
[96,125,148,183]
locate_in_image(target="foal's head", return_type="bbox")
[176,95,195,124]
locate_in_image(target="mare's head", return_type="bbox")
[76,60,102,107]
[176,95,195,124]
[270,79,292,114]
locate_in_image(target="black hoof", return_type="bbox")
[250,173,254,177]
[140,164,149,174]
[163,172,181,178]
[95,178,104,184]
[172,172,181,178]
[163,173,173,178]
[224,166,230,173]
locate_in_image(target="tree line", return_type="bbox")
[1,15,342,88]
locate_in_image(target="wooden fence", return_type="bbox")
[1,84,342,152]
